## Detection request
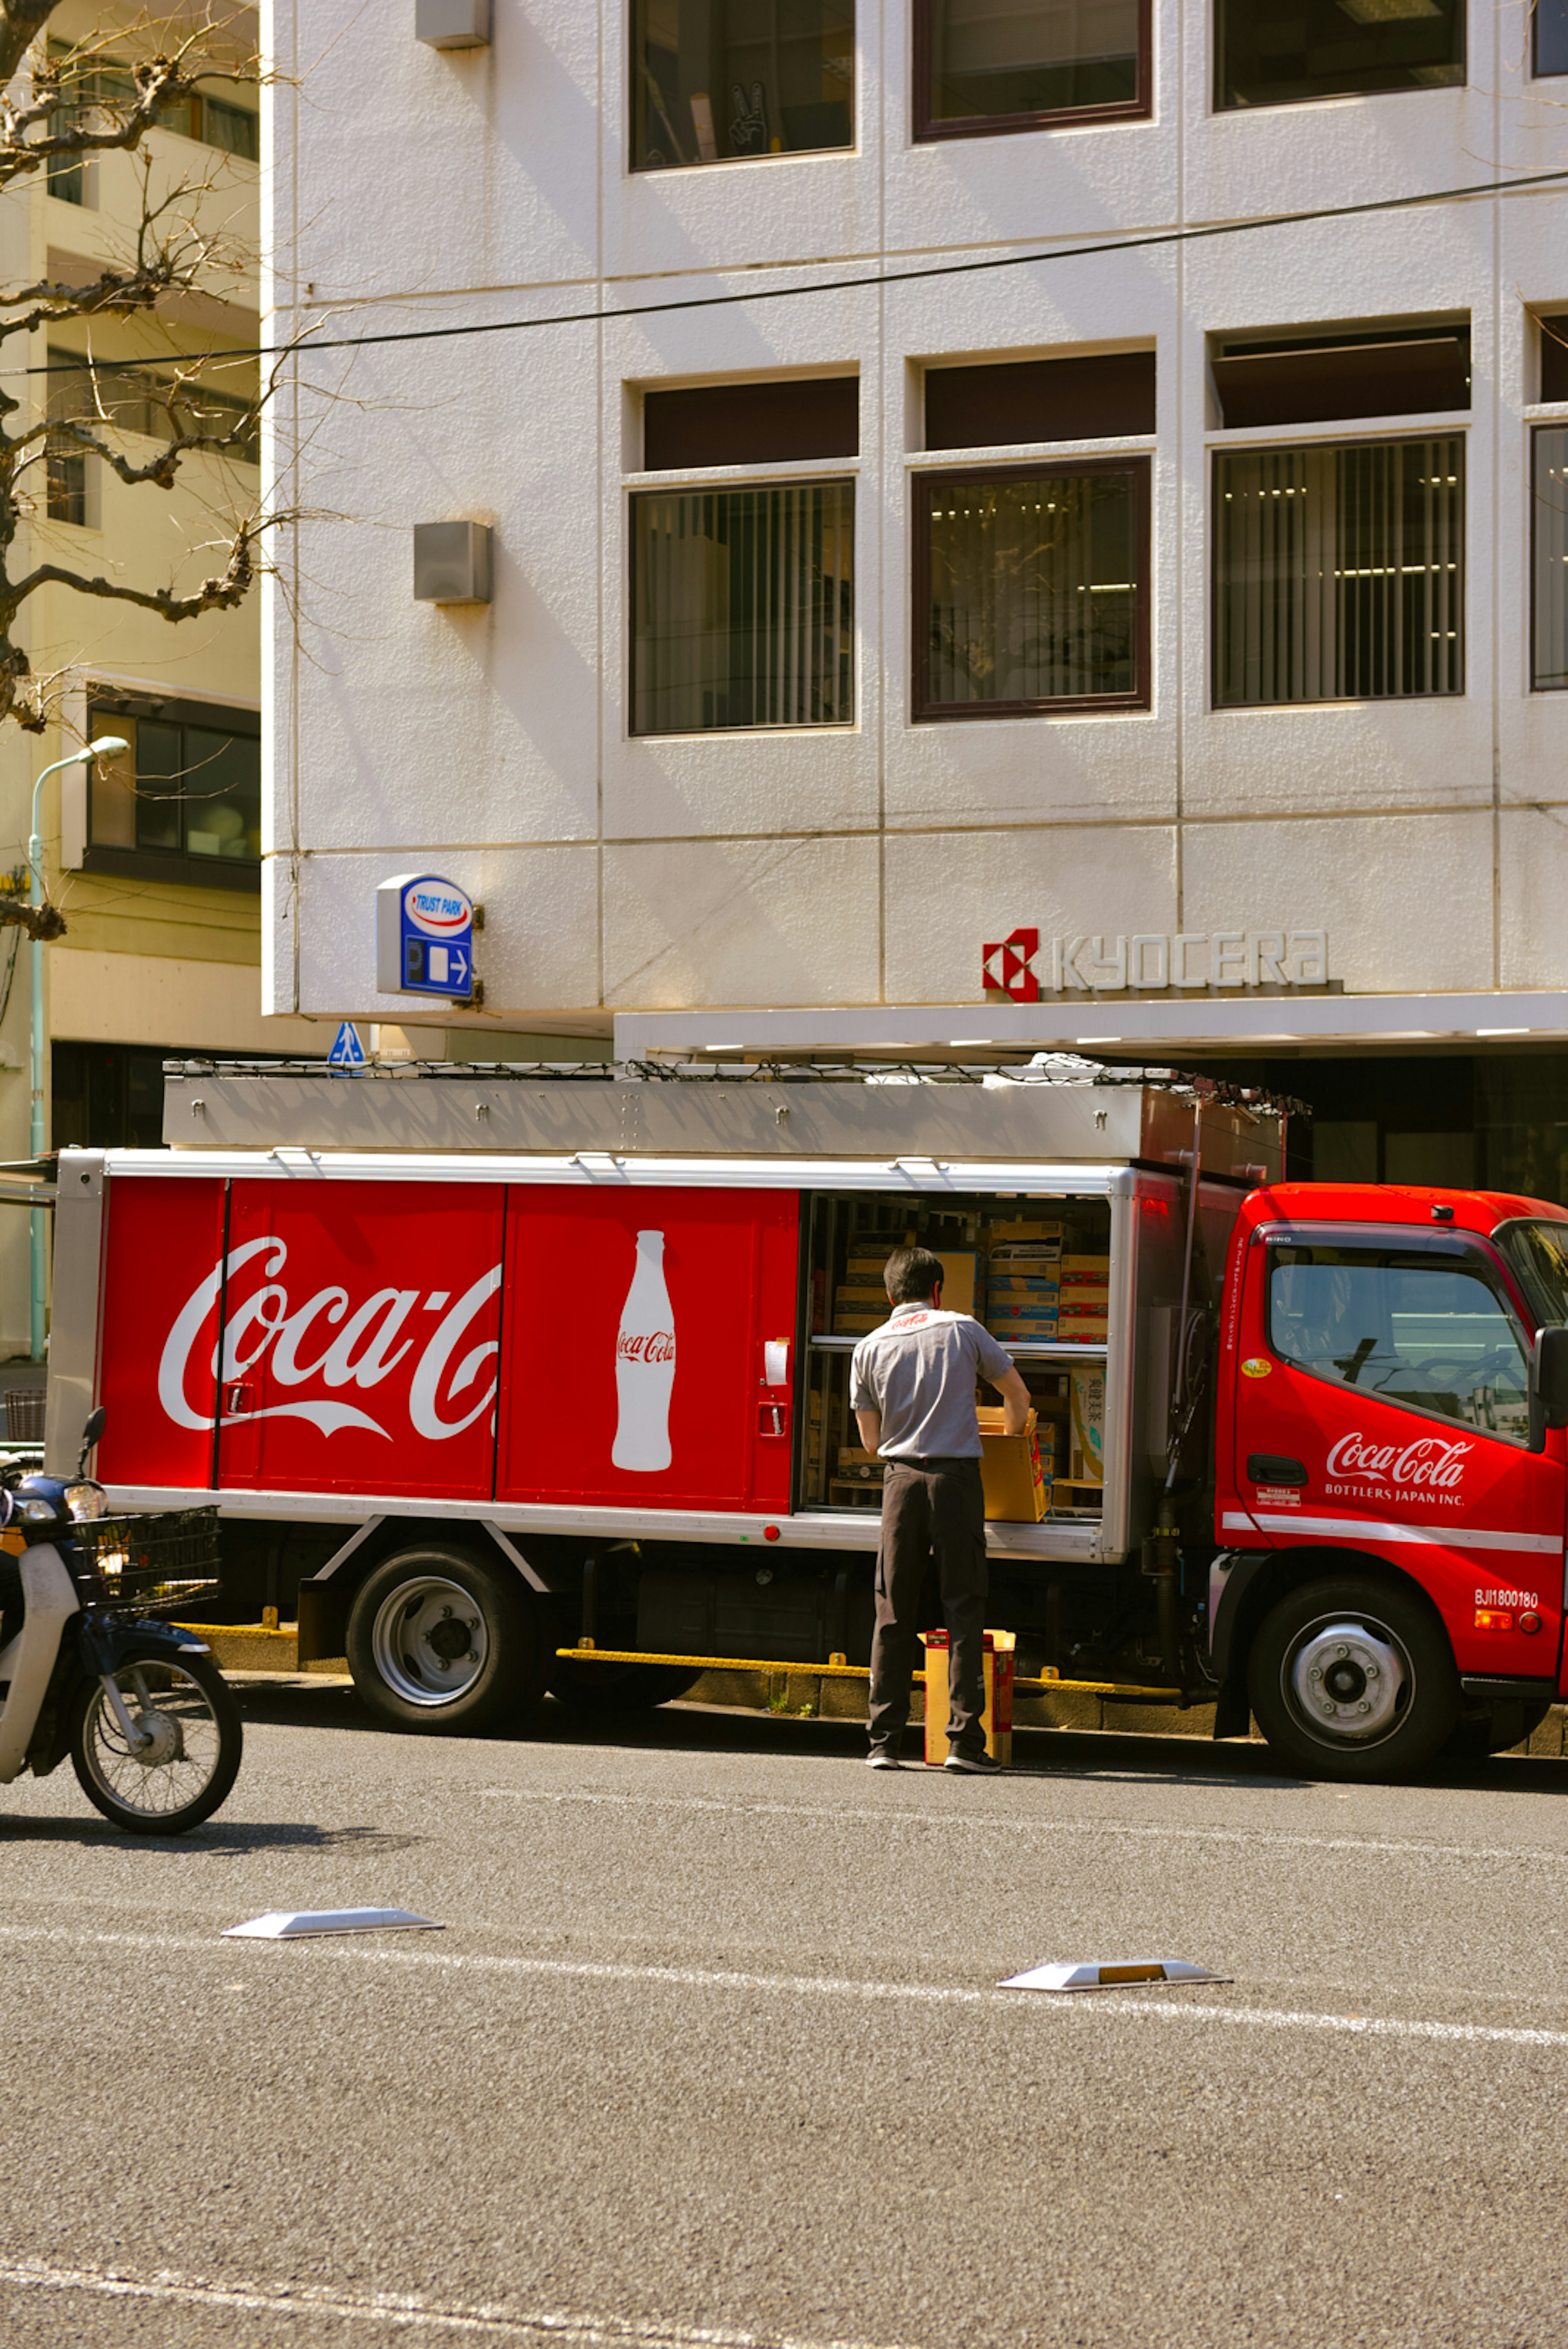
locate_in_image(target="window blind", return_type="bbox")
[1214,437,1463,706]
[632,482,854,734]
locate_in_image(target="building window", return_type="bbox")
[632,0,853,169]
[631,482,853,733]
[1216,0,1463,109]
[45,445,87,524]
[644,377,858,469]
[913,459,1149,719]
[85,700,261,888]
[1210,327,1469,430]
[1213,437,1464,707]
[925,350,1156,450]
[1533,427,1568,692]
[51,1042,169,1150]
[1537,0,1568,76]
[1541,314,1568,404]
[915,0,1149,138]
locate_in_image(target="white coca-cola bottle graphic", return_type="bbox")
[612,1229,676,1472]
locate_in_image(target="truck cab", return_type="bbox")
[1209,1185,1568,1775]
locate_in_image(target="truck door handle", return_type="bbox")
[223,1381,254,1416]
[1247,1453,1307,1487]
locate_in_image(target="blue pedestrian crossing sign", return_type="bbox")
[328,1020,366,1068]
[375,872,476,1000]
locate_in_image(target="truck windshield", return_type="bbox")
[1494,1219,1568,1330]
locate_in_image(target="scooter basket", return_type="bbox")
[71,1507,222,1614]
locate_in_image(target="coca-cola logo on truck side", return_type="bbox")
[1325,1431,1473,1491]
[158,1238,502,1441]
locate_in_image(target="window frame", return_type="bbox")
[912,0,1152,141]
[83,693,261,892]
[1531,421,1568,695]
[911,453,1152,723]
[1262,1229,1534,1451]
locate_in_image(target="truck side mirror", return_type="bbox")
[1534,1327,1568,1433]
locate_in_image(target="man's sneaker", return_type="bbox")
[866,1748,903,1770]
[943,1748,1002,1775]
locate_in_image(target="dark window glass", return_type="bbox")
[645,378,858,469]
[1269,1243,1529,1441]
[50,1043,167,1150]
[631,0,853,169]
[914,459,1149,718]
[1541,315,1568,403]
[45,446,86,524]
[1211,332,1469,429]
[1537,0,1568,75]
[1214,437,1464,706]
[925,352,1155,450]
[631,482,854,733]
[1532,426,1568,692]
[1217,0,1463,109]
[86,704,261,887]
[917,0,1147,135]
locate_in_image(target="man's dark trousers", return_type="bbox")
[868,1456,987,1759]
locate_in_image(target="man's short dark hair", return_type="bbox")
[884,1245,944,1305]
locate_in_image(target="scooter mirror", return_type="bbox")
[76,1405,106,1473]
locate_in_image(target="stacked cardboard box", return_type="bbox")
[986,1236,1061,1339]
[1058,1252,1110,1342]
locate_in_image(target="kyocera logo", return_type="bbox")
[403,882,471,936]
[1325,1431,1473,1489]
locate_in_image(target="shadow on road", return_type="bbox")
[0,1814,426,1854]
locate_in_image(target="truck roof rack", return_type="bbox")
[162,1054,1310,1121]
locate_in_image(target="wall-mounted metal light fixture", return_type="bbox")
[413,521,493,604]
[415,0,492,47]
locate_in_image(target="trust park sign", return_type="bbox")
[981,927,1331,1002]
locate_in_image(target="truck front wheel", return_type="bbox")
[346,1546,545,1733]
[1247,1576,1459,1781]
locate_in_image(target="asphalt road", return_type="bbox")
[3,1688,1568,2349]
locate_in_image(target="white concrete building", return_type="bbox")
[268,0,1568,1185]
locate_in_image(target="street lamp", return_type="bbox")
[27,735,129,1361]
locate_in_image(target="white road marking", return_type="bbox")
[0,2256,906,2347]
[472,1785,1568,1869]
[0,1922,1564,2050]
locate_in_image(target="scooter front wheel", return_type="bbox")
[69,1648,242,1835]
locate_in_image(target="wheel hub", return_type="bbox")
[129,1708,185,1768]
[370,1578,489,1706]
[1287,1619,1407,1743]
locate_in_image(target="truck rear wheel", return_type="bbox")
[346,1545,544,1733]
[1247,1575,1459,1781]
[546,1657,701,1714]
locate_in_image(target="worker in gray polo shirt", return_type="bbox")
[852,1244,1032,1772]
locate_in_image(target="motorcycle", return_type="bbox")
[0,1407,242,1834]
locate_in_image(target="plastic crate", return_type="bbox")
[73,1507,222,1614]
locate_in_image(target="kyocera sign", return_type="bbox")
[982,928,1330,1001]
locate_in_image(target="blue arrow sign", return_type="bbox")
[328,1020,366,1068]
[375,873,477,1000]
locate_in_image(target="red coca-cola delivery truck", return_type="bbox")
[39,1058,1568,1779]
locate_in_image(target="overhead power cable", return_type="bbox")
[13,161,1568,380]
